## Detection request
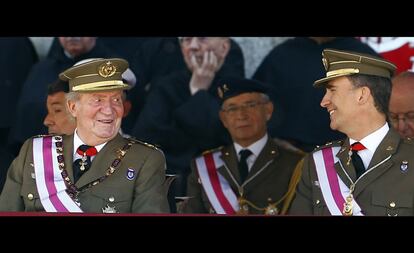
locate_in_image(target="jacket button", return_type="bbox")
[27,193,34,200]
[108,196,115,202]
[316,199,320,205]
[389,202,396,208]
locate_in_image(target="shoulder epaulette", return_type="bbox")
[312,140,343,152]
[127,137,161,150]
[33,134,55,138]
[404,137,413,144]
[202,146,224,155]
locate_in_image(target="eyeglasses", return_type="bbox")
[388,111,414,125]
[222,101,268,116]
[179,37,211,46]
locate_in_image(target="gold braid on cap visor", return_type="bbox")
[72,80,127,91]
[326,68,360,78]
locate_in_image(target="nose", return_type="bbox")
[235,105,249,119]
[100,100,115,115]
[320,92,330,108]
[189,37,200,49]
[43,113,54,128]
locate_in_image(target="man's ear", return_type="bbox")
[219,110,228,129]
[265,101,274,121]
[67,99,77,118]
[359,86,371,104]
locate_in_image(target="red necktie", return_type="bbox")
[73,145,97,182]
[350,142,366,179]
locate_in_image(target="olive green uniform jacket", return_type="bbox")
[289,128,414,216]
[0,134,170,213]
[182,138,303,214]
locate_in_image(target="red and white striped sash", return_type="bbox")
[195,151,238,214]
[313,147,363,216]
[32,136,83,212]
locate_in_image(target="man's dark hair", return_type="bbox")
[47,79,69,95]
[348,74,392,116]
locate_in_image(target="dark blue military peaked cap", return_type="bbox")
[217,77,270,102]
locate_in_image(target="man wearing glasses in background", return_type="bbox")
[389,71,414,139]
[182,78,303,215]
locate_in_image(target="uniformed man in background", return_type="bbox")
[290,49,414,216]
[182,77,303,214]
[0,58,169,213]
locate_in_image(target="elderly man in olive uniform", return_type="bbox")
[182,78,303,215]
[290,49,414,216]
[0,58,169,213]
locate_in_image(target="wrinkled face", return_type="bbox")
[58,37,96,58]
[389,82,414,138]
[320,77,361,134]
[43,92,76,135]
[180,37,230,71]
[68,90,124,145]
[220,92,273,147]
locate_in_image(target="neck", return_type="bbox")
[76,129,113,146]
[346,113,386,141]
[235,133,267,148]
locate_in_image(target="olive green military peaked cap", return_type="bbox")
[314,49,397,88]
[59,58,130,92]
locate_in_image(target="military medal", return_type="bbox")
[102,204,118,213]
[347,149,352,166]
[237,197,249,215]
[342,184,355,216]
[236,187,249,215]
[79,155,88,171]
[264,204,279,215]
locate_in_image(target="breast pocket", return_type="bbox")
[372,193,413,216]
[87,187,133,213]
[20,185,42,211]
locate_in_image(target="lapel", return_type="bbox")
[353,129,398,197]
[63,134,75,182]
[75,134,126,188]
[243,139,279,193]
[335,139,357,186]
[217,145,241,191]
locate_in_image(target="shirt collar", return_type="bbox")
[350,123,389,153]
[73,129,106,158]
[234,134,268,158]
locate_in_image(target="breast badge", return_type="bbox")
[126,168,136,180]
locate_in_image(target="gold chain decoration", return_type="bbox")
[54,136,133,201]
[236,193,288,215]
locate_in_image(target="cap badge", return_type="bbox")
[98,61,117,78]
[217,86,223,99]
[223,84,229,92]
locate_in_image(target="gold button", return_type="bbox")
[27,193,34,200]
[109,196,115,202]
[389,202,396,208]
[316,200,320,205]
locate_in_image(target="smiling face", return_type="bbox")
[389,73,414,138]
[67,90,124,145]
[320,76,362,135]
[219,92,273,147]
